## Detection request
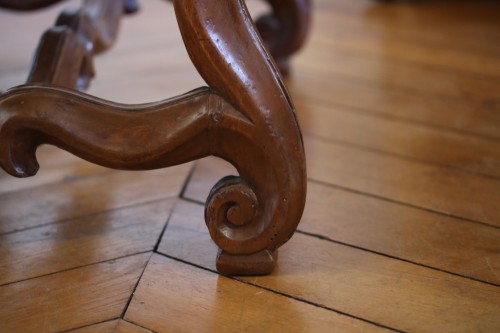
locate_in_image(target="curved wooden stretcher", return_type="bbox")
[0,0,311,275]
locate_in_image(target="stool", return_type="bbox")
[0,0,310,275]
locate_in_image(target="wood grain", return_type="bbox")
[182,157,500,285]
[0,200,174,285]
[125,254,391,333]
[300,182,500,285]
[158,200,500,333]
[295,99,500,179]
[313,0,500,34]
[0,253,150,333]
[305,137,500,227]
[310,8,500,57]
[306,25,500,79]
[68,320,153,333]
[288,72,500,141]
[0,147,110,196]
[68,320,121,333]
[0,163,191,234]
[296,45,500,105]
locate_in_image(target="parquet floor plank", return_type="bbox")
[295,99,500,179]
[182,157,500,285]
[0,164,191,234]
[66,320,120,333]
[314,0,500,33]
[157,200,500,333]
[309,12,500,78]
[311,9,500,57]
[125,254,391,333]
[0,200,174,285]
[288,72,500,141]
[0,253,150,333]
[305,137,500,227]
[296,45,500,104]
[68,319,154,333]
[0,149,109,196]
[187,143,500,231]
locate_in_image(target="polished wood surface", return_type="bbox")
[256,0,311,74]
[27,0,130,90]
[126,254,389,333]
[0,253,150,333]
[1,0,500,332]
[68,319,154,333]
[0,0,309,275]
[159,201,500,333]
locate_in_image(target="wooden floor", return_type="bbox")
[1,0,500,332]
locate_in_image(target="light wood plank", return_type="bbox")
[182,158,237,204]
[0,253,150,333]
[305,137,500,227]
[114,321,154,333]
[68,320,153,333]
[157,200,500,333]
[295,99,500,179]
[301,182,500,285]
[0,200,174,285]
[313,0,500,33]
[310,8,500,58]
[89,60,203,104]
[0,163,191,234]
[288,72,500,141]
[126,254,390,333]
[0,0,193,101]
[67,320,119,333]
[296,44,500,105]
[0,150,110,196]
[87,0,204,104]
[309,13,500,78]
[182,157,500,285]
[288,0,500,141]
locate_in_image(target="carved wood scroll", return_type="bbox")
[0,0,310,275]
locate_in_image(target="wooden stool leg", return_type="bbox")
[28,0,133,90]
[256,0,312,75]
[174,0,307,274]
[0,0,307,275]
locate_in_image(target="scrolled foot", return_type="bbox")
[175,0,307,275]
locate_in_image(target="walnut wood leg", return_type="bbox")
[0,0,306,275]
[164,0,311,74]
[174,0,306,274]
[256,0,311,75]
[26,0,136,90]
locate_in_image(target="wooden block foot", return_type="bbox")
[216,249,278,276]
